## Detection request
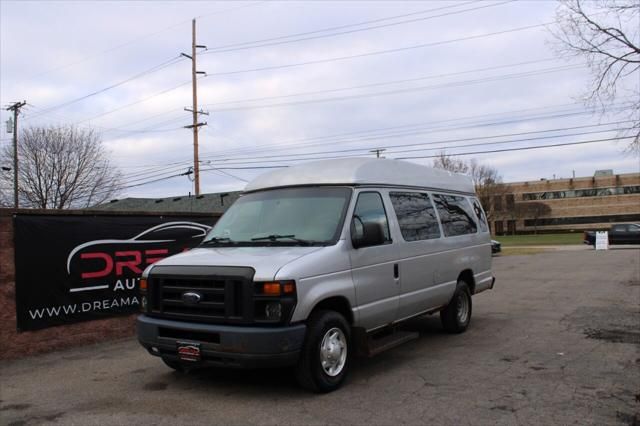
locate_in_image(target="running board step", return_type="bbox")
[366,330,419,357]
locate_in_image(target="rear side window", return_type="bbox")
[432,194,478,237]
[389,192,440,241]
[470,197,489,232]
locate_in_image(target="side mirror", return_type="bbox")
[352,219,385,249]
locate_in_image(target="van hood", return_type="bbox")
[149,245,324,281]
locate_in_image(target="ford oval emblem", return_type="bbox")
[182,291,202,305]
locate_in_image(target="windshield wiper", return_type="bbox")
[250,234,317,245]
[200,237,236,246]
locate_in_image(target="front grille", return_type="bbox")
[147,266,255,324]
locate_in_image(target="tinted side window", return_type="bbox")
[470,197,489,232]
[389,192,440,241]
[432,194,478,237]
[352,192,391,243]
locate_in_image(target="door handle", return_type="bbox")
[393,263,399,279]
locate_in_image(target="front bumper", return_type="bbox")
[137,314,306,368]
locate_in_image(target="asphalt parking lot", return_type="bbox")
[1,249,639,426]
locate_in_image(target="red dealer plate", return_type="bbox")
[177,342,201,362]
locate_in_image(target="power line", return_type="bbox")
[193,136,632,173]
[201,21,551,77]
[193,128,631,167]
[201,58,564,107]
[394,136,634,160]
[192,122,635,163]
[113,101,630,174]
[202,167,249,183]
[202,1,476,53]
[21,104,186,135]
[113,117,632,183]
[205,64,585,113]
[93,170,194,198]
[196,135,633,168]
[114,131,628,193]
[94,59,593,142]
[23,56,185,121]
[202,1,512,54]
[97,57,566,137]
[74,59,575,133]
[75,79,194,124]
[97,108,184,132]
[195,102,634,161]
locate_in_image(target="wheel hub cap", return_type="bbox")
[457,292,469,324]
[320,327,347,377]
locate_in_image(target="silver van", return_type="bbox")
[137,158,494,392]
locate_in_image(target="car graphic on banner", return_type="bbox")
[66,221,212,292]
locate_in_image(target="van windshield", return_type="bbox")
[202,187,352,246]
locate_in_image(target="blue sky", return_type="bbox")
[1,0,638,199]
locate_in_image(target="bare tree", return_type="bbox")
[432,152,469,174]
[551,0,640,152]
[433,154,509,224]
[468,159,512,225]
[0,125,122,209]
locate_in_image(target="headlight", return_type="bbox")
[253,281,296,323]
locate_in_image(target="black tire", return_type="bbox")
[295,310,351,393]
[162,358,186,372]
[440,280,472,334]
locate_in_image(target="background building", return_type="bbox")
[489,170,640,235]
[93,191,242,214]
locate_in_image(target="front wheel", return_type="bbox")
[440,281,472,333]
[295,310,351,393]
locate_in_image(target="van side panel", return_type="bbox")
[276,241,356,324]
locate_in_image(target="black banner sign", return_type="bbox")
[14,215,217,331]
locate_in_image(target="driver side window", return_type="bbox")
[351,192,391,245]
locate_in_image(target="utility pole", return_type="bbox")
[5,101,26,208]
[370,148,386,158]
[181,19,208,196]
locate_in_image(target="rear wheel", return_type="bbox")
[295,310,350,393]
[440,280,472,333]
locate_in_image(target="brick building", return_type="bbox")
[488,171,640,235]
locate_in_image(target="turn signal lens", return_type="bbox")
[282,282,296,295]
[257,281,296,296]
[262,282,281,296]
[140,278,147,292]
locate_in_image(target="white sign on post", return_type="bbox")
[595,231,609,250]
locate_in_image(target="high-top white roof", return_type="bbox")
[244,158,475,194]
